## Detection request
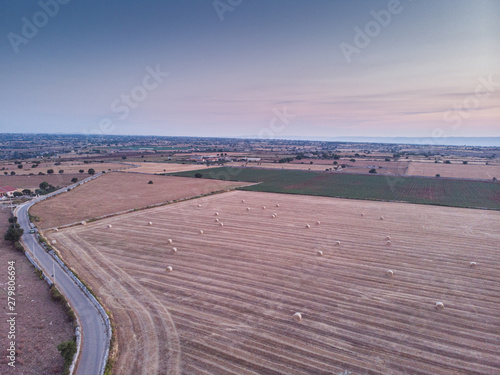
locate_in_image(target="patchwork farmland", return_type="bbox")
[46,191,500,375]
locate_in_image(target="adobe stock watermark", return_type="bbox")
[213,0,243,21]
[339,0,407,64]
[7,0,71,54]
[258,106,296,140]
[432,74,498,142]
[86,64,169,137]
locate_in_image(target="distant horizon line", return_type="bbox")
[1,132,499,147]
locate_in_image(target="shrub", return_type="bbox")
[194,173,203,178]
[369,169,377,174]
[59,170,64,174]
[445,160,451,164]
[463,161,468,164]
[148,180,153,184]
[10,171,15,176]
[88,168,95,175]
[71,178,78,183]
[79,169,84,173]
[57,339,77,375]
[14,241,24,253]
[436,174,441,177]
[47,169,54,174]
[17,164,23,169]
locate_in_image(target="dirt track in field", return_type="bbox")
[407,161,500,179]
[30,173,246,229]
[47,191,500,375]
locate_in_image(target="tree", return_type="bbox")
[4,226,24,242]
[59,170,64,174]
[333,154,340,160]
[463,161,468,164]
[436,174,441,177]
[333,161,338,165]
[17,164,23,169]
[194,173,203,178]
[31,164,38,168]
[350,158,356,162]
[10,171,15,176]
[369,169,377,174]
[445,160,451,164]
[8,217,17,224]
[38,172,45,175]
[71,178,78,183]
[3,172,7,175]
[39,181,49,190]
[493,177,497,182]
[13,192,23,197]
[47,169,54,174]
[22,189,32,195]
[385,158,390,162]
[122,156,127,160]
[148,180,153,184]
[88,168,95,175]
[79,169,84,173]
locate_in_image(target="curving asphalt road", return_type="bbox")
[15,174,109,375]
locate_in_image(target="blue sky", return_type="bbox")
[1,0,499,139]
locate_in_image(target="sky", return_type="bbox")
[0,0,499,140]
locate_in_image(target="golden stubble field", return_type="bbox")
[30,173,247,229]
[46,191,500,375]
[407,161,500,179]
[124,162,219,174]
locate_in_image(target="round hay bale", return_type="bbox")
[272,214,276,218]
[293,312,302,322]
[386,240,392,246]
[199,229,204,234]
[81,221,86,225]
[51,240,57,245]
[148,221,153,226]
[316,221,321,225]
[54,228,59,232]
[435,302,444,310]
[361,213,365,216]
[219,222,224,227]
[241,199,245,203]
[386,235,391,240]
[469,261,477,268]
[386,269,394,277]
[167,239,173,244]
[171,247,177,253]
[262,206,266,209]
[276,204,280,207]
[215,212,219,216]
[215,218,219,222]
[107,224,112,228]
[166,266,173,272]
[335,241,341,246]
[198,204,202,207]
[317,250,323,256]
[305,224,311,228]
[246,207,251,211]
[379,216,384,220]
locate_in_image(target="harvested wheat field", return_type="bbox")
[407,161,500,180]
[0,162,128,175]
[0,174,82,190]
[30,173,246,229]
[126,162,219,174]
[46,191,500,375]
[257,160,408,175]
